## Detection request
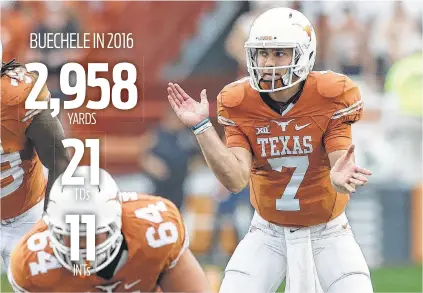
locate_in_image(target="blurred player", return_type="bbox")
[8,166,210,292]
[1,41,70,271]
[168,7,373,293]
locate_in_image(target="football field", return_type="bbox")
[1,264,421,292]
[276,264,423,292]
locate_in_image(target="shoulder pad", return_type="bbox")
[122,193,188,269]
[122,194,184,229]
[0,69,45,106]
[9,222,62,292]
[314,71,357,98]
[217,77,250,108]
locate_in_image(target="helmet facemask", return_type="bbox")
[48,220,123,274]
[245,43,312,93]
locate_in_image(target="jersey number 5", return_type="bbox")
[268,156,309,211]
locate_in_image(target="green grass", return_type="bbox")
[369,265,422,292]
[1,265,421,292]
[276,265,422,292]
[1,274,11,293]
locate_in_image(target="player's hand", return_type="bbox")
[330,144,372,193]
[167,83,209,128]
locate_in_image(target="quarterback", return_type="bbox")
[8,166,211,292]
[1,41,69,271]
[168,7,373,293]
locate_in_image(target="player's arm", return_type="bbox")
[167,83,251,193]
[159,248,211,292]
[324,85,371,193]
[196,127,252,193]
[26,110,70,210]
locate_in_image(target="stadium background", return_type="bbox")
[1,1,422,292]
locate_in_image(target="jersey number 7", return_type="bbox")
[268,156,309,211]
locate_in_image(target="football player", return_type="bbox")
[167,7,373,293]
[8,166,211,292]
[1,41,70,272]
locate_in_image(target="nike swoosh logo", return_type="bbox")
[124,280,141,289]
[295,123,311,131]
[290,228,301,233]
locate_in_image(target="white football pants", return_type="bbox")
[219,211,373,293]
[1,199,44,272]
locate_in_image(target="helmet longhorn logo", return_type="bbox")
[293,23,312,40]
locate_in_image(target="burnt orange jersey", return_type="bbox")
[1,67,50,220]
[9,193,189,292]
[217,71,363,227]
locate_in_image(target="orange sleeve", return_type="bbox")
[223,125,251,151]
[217,93,251,151]
[324,86,363,153]
[329,86,363,124]
[323,121,352,153]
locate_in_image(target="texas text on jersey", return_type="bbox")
[8,193,189,292]
[0,63,50,220]
[217,71,363,227]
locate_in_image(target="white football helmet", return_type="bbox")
[46,166,123,274]
[245,7,317,92]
